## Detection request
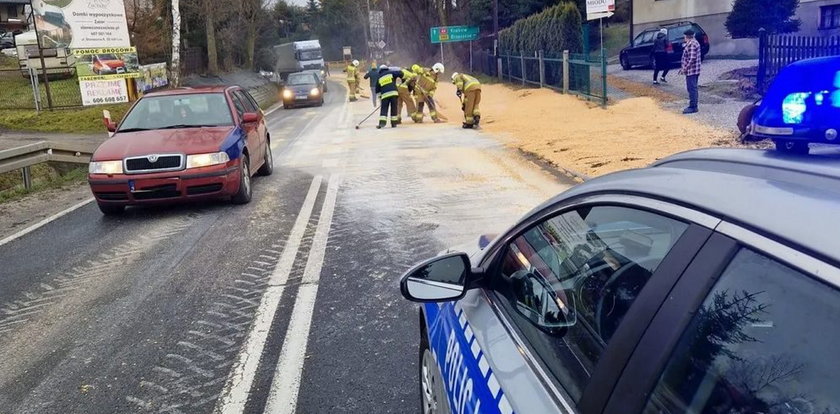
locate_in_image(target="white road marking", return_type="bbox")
[264,102,283,117]
[264,174,341,414]
[215,176,323,414]
[0,197,94,248]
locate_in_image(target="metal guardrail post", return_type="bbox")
[22,166,32,190]
[563,50,570,94]
[497,56,503,82]
[538,50,545,88]
[520,51,526,86]
[757,28,767,92]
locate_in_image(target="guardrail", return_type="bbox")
[0,141,94,189]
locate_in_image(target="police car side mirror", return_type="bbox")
[400,252,480,302]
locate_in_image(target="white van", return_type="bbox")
[14,31,75,78]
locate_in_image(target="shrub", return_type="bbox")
[725,0,801,38]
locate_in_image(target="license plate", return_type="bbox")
[296,96,308,100]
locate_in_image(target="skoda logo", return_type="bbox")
[147,155,159,163]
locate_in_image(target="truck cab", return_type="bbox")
[273,40,325,81]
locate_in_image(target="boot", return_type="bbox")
[462,123,473,129]
[474,115,480,126]
[376,123,384,129]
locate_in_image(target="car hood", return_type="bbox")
[100,60,125,66]
[93,126,235,160]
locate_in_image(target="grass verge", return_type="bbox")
[0,103,131,133]
[0,163,87,204]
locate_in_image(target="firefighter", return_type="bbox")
[451,72,482,128]
[412,63,444,123]
[396,67,418,124]
[344,59,360,101]
[375,65,403,129]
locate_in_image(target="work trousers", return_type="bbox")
[463,89,481,125]
[348,80,358,101]
[413,91,438,122]
[379,95,399,127]
[397,87,416,122]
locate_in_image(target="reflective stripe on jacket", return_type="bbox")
[453,74,481,92]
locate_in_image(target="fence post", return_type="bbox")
[757,28,767,92]
[562,50,570,94]
[538,50,545,88]
[601,47,608,107]
[497,56,503,82]
[520,51,526,85]
[21,166,32,190]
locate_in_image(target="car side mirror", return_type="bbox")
[400,252,478,302]
[242,112,260,123]
[105,120,117,133]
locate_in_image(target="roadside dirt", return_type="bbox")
[0,183,91,241]
[434,81,735,177]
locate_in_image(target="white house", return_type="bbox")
[633,0,840,56]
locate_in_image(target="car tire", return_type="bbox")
[231,155,252,204]
[774,140,809,155]
[98,203,125,215]
[419,337,450,414]
[318,97,324,106]
[257,141,273,176]
[284,103,293,110]
[620,55,631,70]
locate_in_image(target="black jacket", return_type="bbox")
[374,70,403,97]
[653,33,668,54]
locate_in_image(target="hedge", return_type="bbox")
[498,1,583,59]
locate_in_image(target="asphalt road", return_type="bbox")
[0,80,569,414]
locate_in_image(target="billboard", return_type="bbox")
[136,63,169,94]
[73,47,140,81]
[32,0,131,49]
[79,78,129,106]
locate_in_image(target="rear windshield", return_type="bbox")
[118,93,233,131]
[287,74,315,86]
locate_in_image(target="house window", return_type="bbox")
[821,4,840,29]
[7,4,18,18]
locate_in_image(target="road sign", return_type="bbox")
[585,0,615,15]
[369,11,385,43]
[376,40,386,49]
[430,26,479,44]
[587,11,614,21]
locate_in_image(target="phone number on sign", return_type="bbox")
[88,96,128,104]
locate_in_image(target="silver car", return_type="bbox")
[401,148,840,414]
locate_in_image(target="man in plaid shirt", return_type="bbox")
[679,29,702,114]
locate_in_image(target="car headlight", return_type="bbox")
[310,88,320,96]
[282,89,293,99]
[89,160,123,175]
[186,152,230,169]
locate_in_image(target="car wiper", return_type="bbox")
[117,128,151,133]
[158,124,219,129]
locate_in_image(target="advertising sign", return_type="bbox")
[369,10,384,43]
[429,26,479,44]
[73,47,140,81]
[79,78,129,106]
[136,62,169,95]
[32,0,131,48]
[585,0,615,14]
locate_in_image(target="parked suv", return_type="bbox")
[620,22,710,70]
[401,148,840,414]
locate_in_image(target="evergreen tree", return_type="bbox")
[726,0,801,38]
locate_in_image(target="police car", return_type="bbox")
[400,148,840,414]
[749,56,840,154]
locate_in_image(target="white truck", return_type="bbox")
[272,40,324,81]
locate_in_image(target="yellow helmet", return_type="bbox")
[411,64,422,74]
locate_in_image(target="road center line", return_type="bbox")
[264,174,341,414]
[215,175,323,414]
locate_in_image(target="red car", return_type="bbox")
[92,54,127,75]
[88,86,273,215]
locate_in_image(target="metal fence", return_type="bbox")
[0,67,83,110]
[757,28,840,91]
[481,49,607,105]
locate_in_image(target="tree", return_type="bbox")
[241,0,266,69]
[171,0,180,85]
[726,0,801,38]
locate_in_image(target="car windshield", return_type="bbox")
[287,74,315,86]
[299,49,322,60]
[118,93,233,131]
[99,54,119,60]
